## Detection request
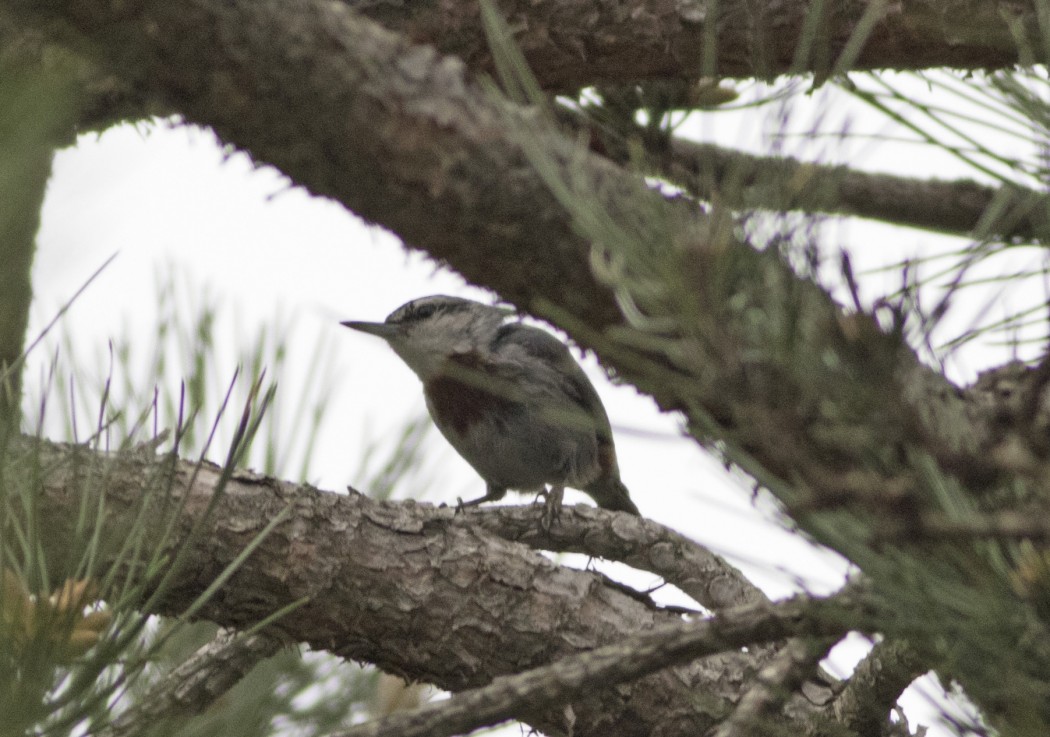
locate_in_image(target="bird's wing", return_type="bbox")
[490,323,614,440]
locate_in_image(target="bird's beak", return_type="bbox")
[341,320,399,340]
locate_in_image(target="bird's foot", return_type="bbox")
[456,485,507,514]
[541,485,564,532]
[455,495,482,514]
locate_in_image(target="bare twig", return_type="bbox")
[98,629,282,737]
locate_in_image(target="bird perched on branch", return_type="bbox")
[342,295,640,517]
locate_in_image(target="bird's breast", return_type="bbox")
[421,352,604,491]
[423,354,517,436]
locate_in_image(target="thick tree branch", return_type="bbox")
[349,0,1030,91]
[11,0,1030,101]
[336,593,859,737]
[18,436,845,737]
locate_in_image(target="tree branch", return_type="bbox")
[463,504,767,610]
[335,592,859,737]
[873,511,1050,542]
[829,639,927,737]
[557,100,1050,244]
[18,435,844,737]
[97,630,282,737]
[648,134,1050,244]
[11,0,1028,102]
[714,636,837,737]
[341,0,1030,91]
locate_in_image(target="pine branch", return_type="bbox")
[218,0,1033,91]
[829,640,927,737]
[96,630,283,737]
[873,511,1050,542]
[333,591,861,737]
[559,103,1050,244]
[713,636,837,737]
[18,436,841,737]
[660,137,1050,244]
[464,504,767,610]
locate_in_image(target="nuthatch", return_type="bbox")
[342,295,640,516]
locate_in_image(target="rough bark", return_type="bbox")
[15,436,865,737]
[830,640,928,737]
[334,594,858,737]
[470,503,767,610]
[712,636,836,737]
[4,0,1042,102]
[307,0,1036,91]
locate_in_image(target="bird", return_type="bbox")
[342,295,640,516]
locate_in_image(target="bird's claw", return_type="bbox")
[541,486,564,532]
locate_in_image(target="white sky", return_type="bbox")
[26,72,1040,734]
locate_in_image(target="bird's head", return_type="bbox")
[342,295,512,379]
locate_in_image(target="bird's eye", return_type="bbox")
[411,303,437,321]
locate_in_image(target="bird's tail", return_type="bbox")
[586,477,640,516]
